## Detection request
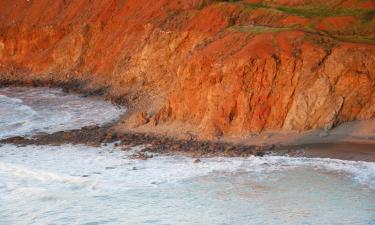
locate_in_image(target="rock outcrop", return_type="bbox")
[0,0,374,137]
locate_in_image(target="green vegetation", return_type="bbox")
[216,1,375,45]
[243,2,270,10]
[228,25,290,33]
[227,24,375,45]
[334,35,375,45]
[236,1,375,19]
[361,9,375,23]
[275,6,374,18]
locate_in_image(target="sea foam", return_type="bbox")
[0,87,125,139]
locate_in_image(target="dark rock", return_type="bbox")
[193,159,201,163]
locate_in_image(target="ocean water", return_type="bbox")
[0,87,374,225]
[0,144,374,225]
[0,87,125,139]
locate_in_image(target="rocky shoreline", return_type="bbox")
[2,122,375,162]
[1,82,374,162]
[0,124,280,159]
[0,81,292,158]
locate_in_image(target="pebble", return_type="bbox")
[255,151,265,157]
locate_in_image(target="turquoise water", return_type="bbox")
[0,87,374,225]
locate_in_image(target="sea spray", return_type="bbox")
[0,87,125,139]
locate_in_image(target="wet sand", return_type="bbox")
[1,123,374,162]
[293,142,375,162]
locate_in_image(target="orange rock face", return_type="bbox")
[0,0,374,137]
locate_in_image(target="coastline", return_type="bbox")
[1,82,374,162]
[1,0,374,164]
[1,1,375,223]
[1,122,375,162]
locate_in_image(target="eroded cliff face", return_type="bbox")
[0,0,374,137]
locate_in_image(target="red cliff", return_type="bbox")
[1,0,374,138]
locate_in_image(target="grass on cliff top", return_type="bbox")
[215,1,375,21]
[227,24,375,45]
[276,6,375,18]
[240,2,375,19]
[243,2,270,10]
[217,1,375,44]
[228,25,290,33]
[333,35,375,45]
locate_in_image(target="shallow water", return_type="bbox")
[0,87,374,225]
[0,144,374,225]
[0,87,124,139]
